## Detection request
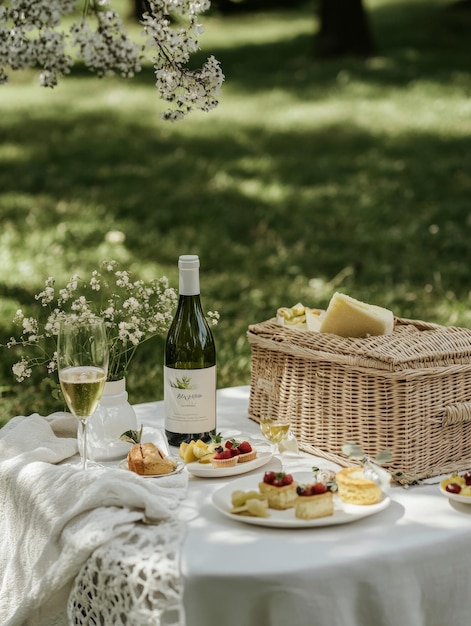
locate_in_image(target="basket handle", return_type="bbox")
[394,317,444,331]
[443,402,471,426]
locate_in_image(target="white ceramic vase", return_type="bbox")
[78,378,137,461]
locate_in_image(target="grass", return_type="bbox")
[0,0,470,423]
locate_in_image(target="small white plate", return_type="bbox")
[212,471,390,528]
[186,450,273,478]
[439,484,471,504]
[119,458,185,478]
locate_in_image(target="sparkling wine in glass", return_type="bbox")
[260,418,299,454]
[57,316,108,470]
[260,419,291,444]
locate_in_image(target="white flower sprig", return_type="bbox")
[4,260,180,384]
[0,0,224,120]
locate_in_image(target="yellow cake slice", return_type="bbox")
[127,442,176,476]
[258,480,298,510]
[295,490,334,520]
[336,467,382,505]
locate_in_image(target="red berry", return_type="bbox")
[230,447,240,456]
[464,471,471,486]
[282,474,293,485]
[272,478,285,487]
[310,483,327,495]
[225,440,233,449]
[263,471,276,484]
[215,449,233,460]
[238,441,252,454]
[446,483,462,494]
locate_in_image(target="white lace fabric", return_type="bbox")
[69,520,186,626]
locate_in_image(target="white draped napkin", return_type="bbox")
[0,412,188,626]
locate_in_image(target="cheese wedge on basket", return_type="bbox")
[319,292,394,338]
[275,294,394,338]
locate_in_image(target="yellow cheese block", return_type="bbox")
[319,292,394,338]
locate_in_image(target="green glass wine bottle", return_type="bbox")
[164,255,217,447]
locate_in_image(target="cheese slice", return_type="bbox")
[305,307,324,332]
[319,292,394,338]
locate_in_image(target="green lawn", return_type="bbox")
[1,0,470,422]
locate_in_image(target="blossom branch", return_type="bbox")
[0,0,224,119]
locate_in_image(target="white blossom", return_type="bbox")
[12,358,32,382]
[2,260,218,386]
[22,316,38,336]
[207,310,220,326]
[0,0,224,118]
[90,271,101,291]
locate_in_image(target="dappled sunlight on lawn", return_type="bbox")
[0,0,470,416]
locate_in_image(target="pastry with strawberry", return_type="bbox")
[294,482,334,520]
[258,471,298,510]
[236,440,257,463]
[208,436,259,468]
[211,445,238,468]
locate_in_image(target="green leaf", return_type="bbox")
[342,442,364,460]
[120,424,143,444]
[375,449,392,464]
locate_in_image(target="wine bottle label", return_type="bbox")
[164,366,216,433]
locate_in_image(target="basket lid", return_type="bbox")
[247,317,471,372]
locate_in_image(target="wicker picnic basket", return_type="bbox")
[247,317,471,483]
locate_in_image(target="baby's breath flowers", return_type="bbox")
[0,0,224,120]
[4,260,182,385]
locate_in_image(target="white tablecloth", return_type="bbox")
[136,386,471,626]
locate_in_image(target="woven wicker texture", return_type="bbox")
[247,318,471,483]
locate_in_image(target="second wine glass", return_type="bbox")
[260,417,299,454]
[57,316,109,470]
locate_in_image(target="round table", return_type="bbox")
[135,386,471,626]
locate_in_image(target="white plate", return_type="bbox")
[186,450,273,478]
[119,458,184,478]
[439,484,471,504]
[212,471,391,528]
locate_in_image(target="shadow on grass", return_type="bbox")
[201,2,470,91]
[0,107,469,290]
[1,1,470,415]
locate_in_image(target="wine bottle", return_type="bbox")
[164,254,217,447]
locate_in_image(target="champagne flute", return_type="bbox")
[260,418,299,454]
[57,316,109,470]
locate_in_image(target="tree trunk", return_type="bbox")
[316,0,377,58]
[132,0,146,20]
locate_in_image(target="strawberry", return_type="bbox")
[310,483,327,495]
[297,482,329,496]
[263,471,294,486]
[263,471,277,484]
[238,441,252,454]
[224,440,233,449]
[214,449,233,460]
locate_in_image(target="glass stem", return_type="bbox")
[79,419,88,471]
